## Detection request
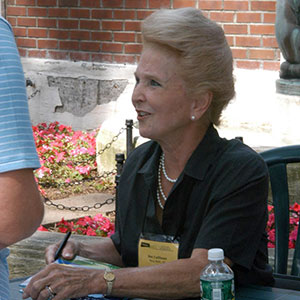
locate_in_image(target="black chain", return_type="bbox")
[28,89,40,100]
[44,196,115,212]
[97,126,126,156]
[39,125,129,211]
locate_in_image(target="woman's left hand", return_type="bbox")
[22,263,103,300]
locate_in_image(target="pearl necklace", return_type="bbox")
[157,155,167,210]
[161,153,178,183]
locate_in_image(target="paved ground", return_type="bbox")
[42,192,115,225]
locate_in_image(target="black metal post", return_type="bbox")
[126,119,133,158]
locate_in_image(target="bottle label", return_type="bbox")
[200,279,235,300]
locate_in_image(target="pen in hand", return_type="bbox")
[54,231,71,261]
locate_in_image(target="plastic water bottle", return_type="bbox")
[200,248,235,300]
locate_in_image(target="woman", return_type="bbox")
[23,8,273,300]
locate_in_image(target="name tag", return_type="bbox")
[138,235,179,267]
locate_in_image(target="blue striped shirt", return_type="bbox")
[0,17,40,299]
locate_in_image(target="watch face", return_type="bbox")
[104,272,115,281]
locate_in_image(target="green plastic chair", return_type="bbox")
[260,145,300,278]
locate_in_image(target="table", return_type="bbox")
[11,277,300,299]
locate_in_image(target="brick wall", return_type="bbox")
[5,0,280,71]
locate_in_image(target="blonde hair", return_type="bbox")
[141,7,235,126]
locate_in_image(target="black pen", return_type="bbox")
[54,231,71,260]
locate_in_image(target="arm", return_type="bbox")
[24,245,232,300]
[0,169,44,248]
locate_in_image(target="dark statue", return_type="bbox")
[276,0,300,79]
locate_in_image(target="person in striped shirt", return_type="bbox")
[0,16,44,299]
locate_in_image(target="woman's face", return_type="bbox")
[132,44,194,143]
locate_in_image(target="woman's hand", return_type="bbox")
[22,263,104,300]
[45,239,80,264]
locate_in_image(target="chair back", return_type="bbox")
[260,145,300,276]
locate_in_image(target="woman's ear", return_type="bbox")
[191,91,212,120]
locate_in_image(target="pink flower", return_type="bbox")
[37,225,48,232]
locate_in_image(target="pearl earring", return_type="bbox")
[191,115,196,121]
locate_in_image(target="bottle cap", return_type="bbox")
[208,248,224,261]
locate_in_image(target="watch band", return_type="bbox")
[103,270,115,296]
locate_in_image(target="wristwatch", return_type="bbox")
[103,270,115,295]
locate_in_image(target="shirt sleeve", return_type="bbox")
[0,17,40,173]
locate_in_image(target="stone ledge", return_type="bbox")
[8,231,102,279]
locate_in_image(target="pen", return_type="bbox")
[54,231,71,260]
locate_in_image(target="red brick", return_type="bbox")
[236,60,261,69]
[237,12,261,23]
[263,37,278,48]
[210,12,234,23]
[80,20,100,30]
[173,0,197,8]
[16,0,35,5]
[18,18,36,27]
[7,17,17,26]
[224,1,248,10]
[60,41,79,50]
[38,18,57,28]
[16,37,36,48]
[70,52,91,61]
[125,0,147,8]
[13,27,27,37]
[91,53,113,63]
[38,39,58,49]
[114,32,135,42]
[114,10,136,19]
[225,35,234,46]
[125,43,142,54]
[136,32,142,43]
[48,51,70,60]
[263,61,280,71]
[28,28,48,38]
[263,13,276,23]
[249,49,275,60]
[58,0,79,7]
[91,31,112,41]
[18,48,26,57]
[70,9,90,18]
[102,0,123,8]
[49,8,69,17]
[149,0,171,8]
[114,54,137,64]
[28,8,48,17]
[199,1,223,10]
[231,48,247,59]
[37,0,57,6]
[102,21,123,31]
[80,0,100,7]
[250,24,274,35]
[7,7,26,16]
[251,1,276,12]
[92,9,113,19]
[236,36,261,47]
[49,29,69,39]
[125,21,141,31]
[80,41,100,51]
[58,19,79,29]
[102,42,123,53]
[137,10,155,20]
[28,50,47,58]
[70,31,90,40]
[224,24,248,34]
